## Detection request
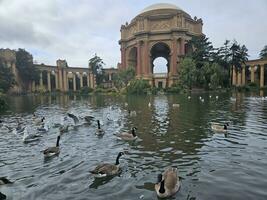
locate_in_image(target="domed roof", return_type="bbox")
[140,3,183,14]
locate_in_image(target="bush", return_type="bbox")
[126,79,151,94]
[166,86,181,94]
[248,82,258,87]
[80,86,94,94]
[0,93,8,111]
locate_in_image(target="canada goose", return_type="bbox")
[35,117,45,126]
[67,113,79,124]
[115,127,137,141]
[172,104,180,108]
[43,136,60,157]
[0,192,6,199]
[0,177,13,185]
[90,152,124,177]
[211,123,229,132]
[96,120,104,136]
[155,167,180,198]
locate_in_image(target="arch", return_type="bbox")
[127,47,137,71]
[150,42,171,74]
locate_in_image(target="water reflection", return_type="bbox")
[0,93,267,200]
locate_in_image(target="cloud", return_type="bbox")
[0,0,266,68]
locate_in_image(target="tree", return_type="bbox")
[15,48,39,89]
[114,67,135,88]
[0,58,15,92]
[259,45,267,59]
[202,62,224,89]
[179,58,197,89]
[89,54,105,85]
[187,35,214,68]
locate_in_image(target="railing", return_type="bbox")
[153,73,168,78]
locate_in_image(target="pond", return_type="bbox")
[0,92,267,200]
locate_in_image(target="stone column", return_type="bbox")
[58,69,63,91]
[260,65,265,88]
[87,74,90,87]
[90,74,95,88]
[171,38,178,75]
[237,70,242,86]
[242,66,246,86]
[73,73,76,91]
[108,73,112,81]
[63,70,68,91]
[232,66,236,85]
[137,42,142,76]
[40,72,43,89]
[80,73,83,88]
[144,40,150,75]
[180,38,185,56]
[47,71,51,92]
[251,66,255,83]
[55,72,59,90]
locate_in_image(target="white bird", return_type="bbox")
[209,95,212,98]
[22,126,41,143]
[155,167,180,198]
[216,96,219,100]
[188,96,191,100]
[148,102,151,107]
[124,102,128,107]
[172,104,180,108]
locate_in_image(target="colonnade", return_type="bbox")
[232,59,267,88]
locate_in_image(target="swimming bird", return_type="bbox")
[0,192,6,200]
[34,117,45,126]
[43,136,60,158]
[84,115,94,123]
[115,127,137,141]
[172,104,180,108]
[201,98,204,103]
[216,96,219,100]
[209,95,212,98]
[148,102,151,107]
[90,152,124,177]
[22,127,42,143]
[155,167,180,198]
[124,102,128,107]
[96,120,104,136]
[59,125,69,134]
[67,113,79,124]
[211,123,229,132]
[128,110,137,117]
[187,96,191,100]
[0,177,13,185]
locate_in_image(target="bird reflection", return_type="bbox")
[89,175,116,189]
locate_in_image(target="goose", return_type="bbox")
[0,192,6,200]
[43,136,60,158]
[59,125,69,134]
[90,152,124,177]
[84,115,94,123]
[0,177,13,185]
[34,117,45,126]
[115,127,137,141]
[172,104,180,108]
[211,123,229,132]
[67,113,79,124]
[96,120,104,136]
[155,167,180,198]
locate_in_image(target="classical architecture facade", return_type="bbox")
[119,3,203,88]
[232,59,267,88]
[0,49,117,93]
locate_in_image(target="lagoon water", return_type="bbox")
[0,93,267,200]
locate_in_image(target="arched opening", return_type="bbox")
[150,42,170,73]
[150,42,170,88]
[153,57,168,73]
[127,47,137,71]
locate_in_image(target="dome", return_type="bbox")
[140,3,183,15]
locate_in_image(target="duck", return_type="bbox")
[115,127,137,141]
[155,167,180,198]
[0,177,13,185]
[211,123,229,132]
[67,113,79,124]
[172,104,180,108]
[96,120,104,136]
[90,152,124,177]
[43,136,60,158]
[0,192,6,200]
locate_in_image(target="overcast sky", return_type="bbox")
[0,0,266,69]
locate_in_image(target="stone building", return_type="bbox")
[119,3,204,88]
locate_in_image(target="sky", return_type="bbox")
[0,0,266,71]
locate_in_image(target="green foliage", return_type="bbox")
[0,93,8,111]
[16,49,40,85]
[202,62,225,89]
[89,54,105,85]
[114,67,135,89]
[259,45,267,59]
[0,58,15,92]
[230,41,249,72]
[179,58,197,89]
[80,86,93,94]
[126,79,151,94]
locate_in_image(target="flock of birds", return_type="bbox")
[0,94,248,199]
